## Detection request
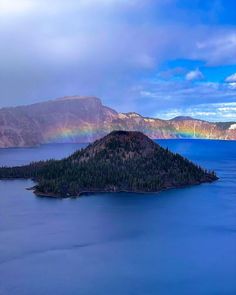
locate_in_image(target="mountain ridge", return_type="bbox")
[0,96,235,147]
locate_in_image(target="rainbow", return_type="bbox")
[142,124,214,139]
[173,125,214,139]
[45,124,102,143]
[174,128,211,139]
[44,124,215,143]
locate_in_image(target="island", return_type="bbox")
[0,131,218,197]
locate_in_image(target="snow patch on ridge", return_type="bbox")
[229,124,236,130]
[144,118,155,123]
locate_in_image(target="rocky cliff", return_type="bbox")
[0,96,235,147]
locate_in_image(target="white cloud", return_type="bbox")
[225,73,236,90]
[225,73,236,83]
[0,0,36,16]
[228,82,236,90]
[0,0,236,112]
[135,79,236,119]
[186,69,204,81]
[155,102,236,122]
[0,0,147,16]
[195,32,236,66]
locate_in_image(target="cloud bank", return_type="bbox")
[0,0,235,121]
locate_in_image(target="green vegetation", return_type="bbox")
[0,131,218,197]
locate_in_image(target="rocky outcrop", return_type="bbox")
[0,96,235,147]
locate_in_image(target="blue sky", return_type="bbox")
[0,0,236,121]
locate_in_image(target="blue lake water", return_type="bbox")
[0,140,235,295]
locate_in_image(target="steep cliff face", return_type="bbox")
[0,96,235,147]
[170,118,236,140]
[0,96,117,147]
[106,113,236,140]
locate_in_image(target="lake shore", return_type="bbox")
[33,177,218,198]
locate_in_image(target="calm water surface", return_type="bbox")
[0,140,235,295]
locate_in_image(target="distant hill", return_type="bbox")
[170,116,199,121]
[0,131,218,197]
[0,96,235,147]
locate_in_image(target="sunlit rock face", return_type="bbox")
[0,96,235,147]
[107,114,236,141]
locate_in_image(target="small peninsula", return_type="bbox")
[0,131,218,197]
